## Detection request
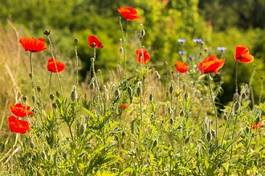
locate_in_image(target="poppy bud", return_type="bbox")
[56,91,60,97]
[170,118,174,125]
[244,127,250,135]
[233,101,240,114]
[22,96,27,102]
[36,86,41,92]
[52,103,57,109]
[128,87,133,100]
[206,131,212,142]
[155,71,161,80]
[29,73,32,78]
[122,131,126,137]
[136,86,141,97]
[149,94,153,102]
[0,143,4,153]
[169,84,173,94]
[120,46,124,55]
[91,57,95,63]
[152,140,157,148]
[115,89,120,98]
[70,86,78,101]
[140,28,146,38]
[233,92,239,101]
[44,30,50,36]
[168,107,173,114]
[74,38,78,45]
[138,24,146,39]
[211,129,216,139]
[32,95,36,103]
[50,94,54,100]
[185,137,190,143]
[77,123,85,136]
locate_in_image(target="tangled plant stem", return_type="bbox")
[47,35,63,93]
[207,75,218,142]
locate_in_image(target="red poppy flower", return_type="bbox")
[118,6,139,21]
[136,48,151,64]
[119,103,129,110]
[198,55,225,74]
[251,121,264,130]
[10,103,33,117]
[8,115,30,134]
[175,61,189,73]
[19,37,46,52]
[235,45,254,63]
[47,58,65,73]
[88,35,103,48]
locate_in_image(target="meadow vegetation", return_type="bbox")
[0,1,264,175]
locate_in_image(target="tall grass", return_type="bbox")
[0,21,264,176]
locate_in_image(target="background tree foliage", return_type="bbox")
[0,0,264,104]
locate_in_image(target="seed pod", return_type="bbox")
[170,118,174,125]
[120,47,124,55]
[122,131,126,137]
[169,84,173,94]
[0,143,5,153]
[70,86,78,101]
[211,129,216,139]
[32,95,36,103]
[36,86,41,92]
[52,103,57,109]
[56,91,60,97]
[206,131,212,142]
[152,140,157,148]
[114,89,120,98]
[50,94,55,100]
[136,86,141,97]
[74,38,78,45]
[128,87,133,99]
[149,94,153,102]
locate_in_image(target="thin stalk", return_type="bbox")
[259,79,264,104]
[48,73,52,95]
[119,17,127,72]
[0,134,18,163]
[29,52,34,90]
[74,44,79,86]
[91,48,99,91]
[208,75,218,142]
[47,35,63,93]
[243,133,254,174]
[234,61,239,94]
[68,124,74,140]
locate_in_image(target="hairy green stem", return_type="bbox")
[208,75,218,142]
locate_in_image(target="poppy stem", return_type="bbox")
[235,61,239,94]
[47,35,63,93]
[0,134,19,163]
[208,75,218,142]
[92,48,99,91]
[68,124,74,140]
[74,44,79,86]
[48,73,52,94]
[29,52,34,90]
[119,17,127,73]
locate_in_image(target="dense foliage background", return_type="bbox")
[0,0,264,104]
